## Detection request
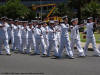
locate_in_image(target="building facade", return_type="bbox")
[0,0,66,6]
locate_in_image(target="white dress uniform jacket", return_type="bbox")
[35,27,47,55]
[70,25,85,56]
[26,27,36,53]
[41,26,49,49]
[47,26,58,56]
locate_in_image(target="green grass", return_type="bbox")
[80,32,100,44]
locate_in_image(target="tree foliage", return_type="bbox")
[67,0,91,20]
[52,3,75,18]
[81,0,100,19]
[0,0,32,19]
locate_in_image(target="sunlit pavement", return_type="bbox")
[0,50,100,75]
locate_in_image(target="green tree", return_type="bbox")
[26,10,36,20]
[67,0,92,20]
[81,0,100,19]
[52,3,75,18]
[0,0,31,19]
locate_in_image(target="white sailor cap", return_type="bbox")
[49,20,55,23]
[71,18,78,22]
[62,16,68,20]
[19,21,23,22]
[31,20,37,22]
[15,20,19,22]
[43,21,47,23]
[29,22,33,25]
[23,21,28,23]
[9,19,13,21]
[0,23,3,26]
[1,16,8,20]
[1,16,7,19]
[87,17,93,20]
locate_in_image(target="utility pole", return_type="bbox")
[40,0,42,20]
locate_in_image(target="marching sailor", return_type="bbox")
[34,22,47,55]
[70,18,85,57]
[58,16,74,59]
[7,19,14,50]
[84,17,100,56]
[21,21,28,53]
[26,22,36,54]
[47,21,59,57]
[54,20,61,46]
[41,21,49,50]
[13,20,22,52]
[0,17,11,55]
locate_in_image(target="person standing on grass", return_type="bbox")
[84,17,100,56]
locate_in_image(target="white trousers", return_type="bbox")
[57,37,60,46]
[84,36,100,56]
[99,45,100,51]
[13,36,21,51]
[21,38,27,52]
[44,37,49,50]
[47,40,58,56]
[8,34,14,49]
[58,37,73,57]
[0,37,10,54]
[35,38,47,55]
[70,38,85,56]
[26,38,36,53]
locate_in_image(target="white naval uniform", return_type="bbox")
[41,26,49,50]
[47,26,58,56]
[0,23,10,54]
[99,45,100,51]
[58,23,73,57]
[13,25,22,51]
[84,22,100,56]
[55,25,61,46]
[21,26,28,52]
[7,24,14,49]
[70,25,85,56]
[35,27,47,55]
[26,27,36,53]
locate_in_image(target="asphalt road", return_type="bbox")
[0,50,100,75]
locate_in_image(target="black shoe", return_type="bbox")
[54,56,61,59]
[0,53,3,55]
[6,53,11,56]
[19,51,25,54]
[43,54,47,56]
[68,56,75,59]
[25,52,31,54]
[31,53,40,55]
[93,55,100,57]
[79,55,85,58]
[41,54,47,57]
[46,55,50,57]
